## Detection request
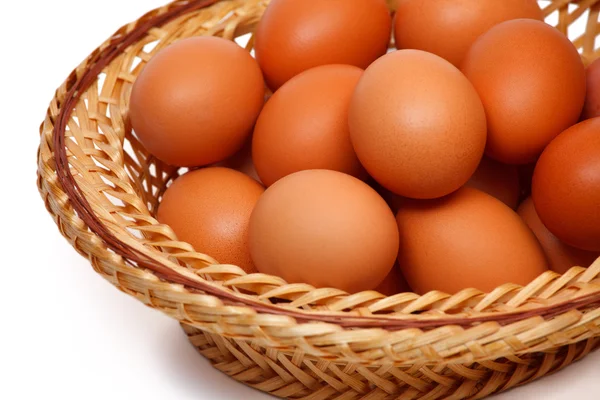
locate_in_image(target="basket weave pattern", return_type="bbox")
[37,0,600,398]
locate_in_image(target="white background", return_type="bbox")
[1,1,599,399]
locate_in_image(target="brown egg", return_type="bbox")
[157,167,264,273]
[253,65,366,187]
[374,263,412,296]
[462,19,586,165]
[130,37,264,167]
[532,118,600,252]
[394,0,543,67]
[396,187,549,294]
[254,0,391,90]
[466,157,520,209]
[349,50,487,199]
[582,58,600,120]
[249,170,399,293]
[518,198,599,274]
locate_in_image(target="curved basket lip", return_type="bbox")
[47,0,600,330]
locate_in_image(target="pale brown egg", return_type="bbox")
[130,37,264,167]
[349,50,487,199]
[157,167,264,273]
[254,0,392,90]
[249,170,399,293]
[518,197,598,274]
[253,65,366,187]
[462,19,586,164]
[532,118,600,252]
[466,157,520,209]
[394,0,543,66]
[396,187,548,294]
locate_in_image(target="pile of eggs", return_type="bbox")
[129,0,600,296]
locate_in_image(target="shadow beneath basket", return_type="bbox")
[158,323,273,399]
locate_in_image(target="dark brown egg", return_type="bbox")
[249,170,399,293]
[532,118,600,252]
[394,0,543,66]
[396,187,548,294]
[252,65,366,186]
[349,50,487,199]
[130,37,264,167]
[518,197,599,274]
[462,19,586,164]
[254,0,392,90]
[466,157,520,209]
[157,167,264,273]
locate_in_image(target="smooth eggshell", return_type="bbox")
[466,157,520,209]
[532,118,600,251]
[157,167,265,273]
[130,37,264,167]
[396,187,548,294]
[518,197,598,274]
[254,0,391,90]
[349,50,487,199]
[462,19,586,164]
[582,58,600,120]
[253,65,366,187]
[249,170,399,293]
[394,0,543,66]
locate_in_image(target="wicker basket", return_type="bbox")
[37,0,600,398]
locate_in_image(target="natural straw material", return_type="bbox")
[38,0,600,398]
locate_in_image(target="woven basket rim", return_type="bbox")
[39,0,600,336]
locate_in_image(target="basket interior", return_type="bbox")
[47,0,600,320]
